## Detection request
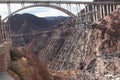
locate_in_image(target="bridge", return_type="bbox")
[1,0,120,21]
[0,0,119,44]
[0,0,120,80]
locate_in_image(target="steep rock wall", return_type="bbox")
[46,8,120,80]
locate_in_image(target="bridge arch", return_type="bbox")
[3,4,77,21]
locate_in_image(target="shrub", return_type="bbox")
[10,48,23,61]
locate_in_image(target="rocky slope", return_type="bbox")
[7,14,70,80]
[10,13,68,33]
[8,48,52,80]
[10,13,69,47]
[39,8,120,80]
[90,9,120,80]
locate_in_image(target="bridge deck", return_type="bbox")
[0,0,119,4]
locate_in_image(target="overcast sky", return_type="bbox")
[0,0,93,19]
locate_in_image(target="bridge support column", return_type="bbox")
[7,3,11,15]
[0,16,4,43]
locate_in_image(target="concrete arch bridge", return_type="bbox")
[0,0,119,44]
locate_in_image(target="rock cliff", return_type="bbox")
[41,8,120,80]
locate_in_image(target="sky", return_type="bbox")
[0,0,93,20]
